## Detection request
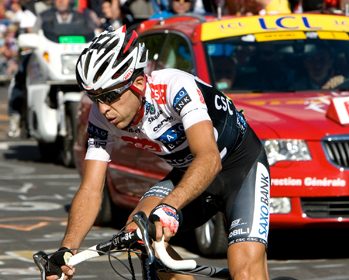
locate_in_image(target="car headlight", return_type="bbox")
[61,54,79,75]
[270,197,291,214]
[263,139,311,166]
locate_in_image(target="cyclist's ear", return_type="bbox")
[130,74,146,96]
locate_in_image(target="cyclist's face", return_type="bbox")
[97,77,145,129]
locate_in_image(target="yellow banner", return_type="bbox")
[201,14,349,41]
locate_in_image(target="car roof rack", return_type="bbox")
[159,13,207,25]
[138,13,208,33]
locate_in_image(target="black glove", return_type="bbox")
[47,247,73,276]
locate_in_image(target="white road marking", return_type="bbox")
[0,202,62,211]
[0,174,79,180]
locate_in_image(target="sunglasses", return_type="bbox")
[87,80,132,104]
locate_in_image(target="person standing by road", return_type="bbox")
[46,25,271,280]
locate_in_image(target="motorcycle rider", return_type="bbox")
[7,0,97,138]
[46,25,271,280]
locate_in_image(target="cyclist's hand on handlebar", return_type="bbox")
[46,247,75,280]
[149,203,181,241]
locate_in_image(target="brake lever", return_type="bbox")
[33,251,48,280]
[133,211,155,265]
[33,250,64,280]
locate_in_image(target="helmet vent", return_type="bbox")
[95,34,111,53]
[106,38,120,54]
[94,60,111,83]
[112,58,133,79]
[84,51,92,78]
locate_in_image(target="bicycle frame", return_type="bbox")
[33,211,231,280]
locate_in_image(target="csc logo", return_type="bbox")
[215,95,234,115]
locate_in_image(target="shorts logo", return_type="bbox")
[157,123,186,151]
[173,88,191,114]
[229,218,246,230]
[257,163,270,238]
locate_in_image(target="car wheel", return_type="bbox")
[38,141,59,162]
[94,184,129,228]
[59,101,79,168]
[194,212,227,257]
[94,185,113,226]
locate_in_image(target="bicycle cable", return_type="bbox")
[106,225,139,280]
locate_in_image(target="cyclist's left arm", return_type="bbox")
[151,72,222,240]
[156,120,222,240]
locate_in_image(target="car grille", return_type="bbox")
[302,197,349,218]
[323,136,349,168]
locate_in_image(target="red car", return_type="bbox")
[74,12,349,256]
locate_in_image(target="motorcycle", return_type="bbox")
[15,20,95,167]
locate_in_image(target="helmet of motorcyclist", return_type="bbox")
[76,25,148,97]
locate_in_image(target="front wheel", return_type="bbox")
[194,212,227,257]
[94,184,129,229]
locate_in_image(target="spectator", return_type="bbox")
[1,24,18,73]
[227,0,290,15]
[0,2,7,19]
[150,0,168,14]
[150,0,194,19]
[0,24,18,79]
[99,0,122,30]
[7,0,97,138]
[9,0,37,33]
[34,0,97,31]
[98,0,134,31]
[150,0,216,18]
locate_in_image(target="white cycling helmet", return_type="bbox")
[76,25,148,95]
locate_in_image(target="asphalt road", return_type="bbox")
[0,83,349,280]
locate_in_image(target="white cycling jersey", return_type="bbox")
[86,68,247,169]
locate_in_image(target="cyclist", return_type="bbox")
[47,25,271,280]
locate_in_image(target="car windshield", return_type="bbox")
[205,34,349,92]
[42,19,95,43]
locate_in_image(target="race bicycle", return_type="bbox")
[33,211,297,280]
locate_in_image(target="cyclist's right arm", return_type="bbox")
[47,159,108,280]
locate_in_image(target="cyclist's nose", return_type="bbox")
[98,102,111,115]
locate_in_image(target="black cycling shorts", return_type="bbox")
[142,126,270,246]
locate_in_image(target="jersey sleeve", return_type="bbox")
[85,104,113,162]
[167,72,211,130]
